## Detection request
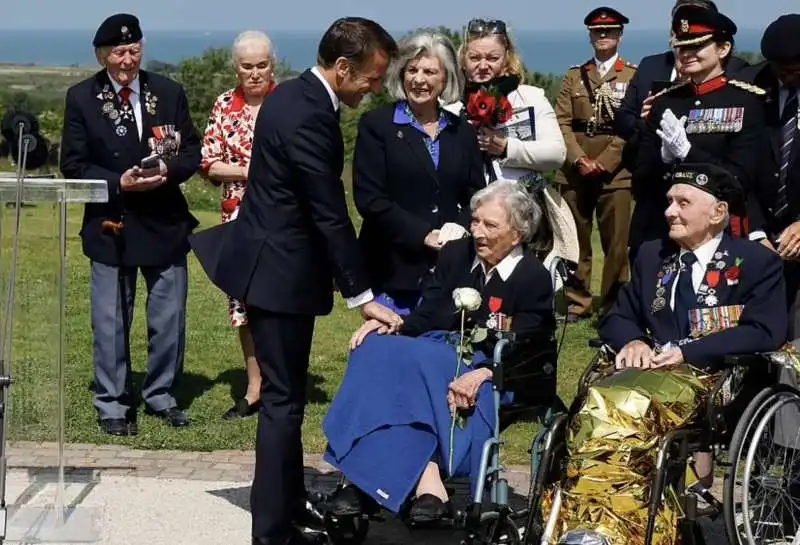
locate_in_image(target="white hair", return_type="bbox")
[232,30,275,65]
[470,180,542,244]
[384,28,463,104]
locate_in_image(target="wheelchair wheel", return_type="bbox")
[522,413,568,544]
[468,512,522,545]
[324,512,370,545]
[724,385,800,545]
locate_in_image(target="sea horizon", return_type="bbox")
[0,28,766,76]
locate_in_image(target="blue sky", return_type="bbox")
[2,0,796,31]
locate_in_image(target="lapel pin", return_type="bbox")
[397,130,403,139]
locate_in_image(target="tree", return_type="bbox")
[176,48,238,132]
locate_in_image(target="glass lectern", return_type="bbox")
[0,173,108,543]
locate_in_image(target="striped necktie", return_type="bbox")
[775,88,798,219]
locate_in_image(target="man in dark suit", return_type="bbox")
[738,15,800,339]
[615,0,749,143]
[60,13,200,436]
[599,163,787,369]
[191,17,401,545]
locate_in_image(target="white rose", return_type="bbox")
[452,287,482,312]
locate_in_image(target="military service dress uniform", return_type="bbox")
[630,7,769,258]
[554,7,638,319]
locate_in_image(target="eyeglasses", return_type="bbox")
[466,19,507,37]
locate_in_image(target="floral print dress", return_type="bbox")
[201,83,275,327]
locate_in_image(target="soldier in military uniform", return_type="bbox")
[630,5,769,261]
[554,7,637,322]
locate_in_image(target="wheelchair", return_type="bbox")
[523,340,800,545]
[309,256,577,545]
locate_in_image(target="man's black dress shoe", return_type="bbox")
[223,398,260,420]
[99,418,128,436]
[327,486,363,517]
[293,499,326,531]
[145,407,189,427]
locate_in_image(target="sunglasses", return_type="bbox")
[466,19,507,37]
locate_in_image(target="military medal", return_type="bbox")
[652,297,666,313]
[116,125,127,136]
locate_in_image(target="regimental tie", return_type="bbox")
[675,252,698,338]
[775,87,798,219]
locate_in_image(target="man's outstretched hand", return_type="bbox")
[361,301,403,333]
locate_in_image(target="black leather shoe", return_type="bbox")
[145,407,189,427]
[327,486,363,517]
[409,494,450,523]
[293,499,326,531]
[99,418,129,436]
[223,398,260,420]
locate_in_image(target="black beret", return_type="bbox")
[671,6,736,48]
[761,14,800,62]
[93,13,142,48]
[671,0,717,17]
[584,7,629,29]
[669,163,745,214]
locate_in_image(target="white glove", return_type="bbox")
[656,109,691,162]
[438,222,468,245]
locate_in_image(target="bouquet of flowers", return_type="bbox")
[465,86,514,128]
[465,86,514,180]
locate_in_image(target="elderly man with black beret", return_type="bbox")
[60,13,201,436]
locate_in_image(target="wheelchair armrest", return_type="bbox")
[588,338,605,349]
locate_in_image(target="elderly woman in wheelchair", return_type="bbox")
[319,180,558,539]
[527,163,798,545]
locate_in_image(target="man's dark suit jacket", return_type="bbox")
[737,61,800,239]
[599,234,787,366]
[190,70,371,316]
[616,51,749,141]
[353,102,485,294]
[400,237,557,405]
[60,70,201,267]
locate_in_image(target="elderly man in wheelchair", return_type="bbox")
[317,180,561,544]
[528,163,800,545]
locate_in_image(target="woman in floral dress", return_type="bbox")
[200,30,277,420]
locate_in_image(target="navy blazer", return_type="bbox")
[737,61,800,238]
[190,70,371,316]
[60,70,201,267]
[599,234,787,366]
[353,102,485,294]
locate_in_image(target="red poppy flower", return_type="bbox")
[466,90,497,127]
[221,197,241,215]
[724,266,740,281]
[498,96,514,124]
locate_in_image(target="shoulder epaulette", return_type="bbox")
[653,80,689,98]
[728,79,767,95]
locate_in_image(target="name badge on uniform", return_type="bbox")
[688,304,744,337]
[685,107,744,134]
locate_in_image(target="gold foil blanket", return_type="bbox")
[543,362,715,545]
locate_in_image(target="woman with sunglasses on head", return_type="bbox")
[446,18,566,184]
[630,5,769,261]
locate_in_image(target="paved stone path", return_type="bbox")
[4,442,728,545]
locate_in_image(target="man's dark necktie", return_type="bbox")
[675,252,697,337]
[774,88,798,219]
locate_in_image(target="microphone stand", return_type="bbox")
[0,123,36,543]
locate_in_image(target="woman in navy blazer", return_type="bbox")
[353,29,486,315]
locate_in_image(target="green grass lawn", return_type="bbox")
[2,182,607,465]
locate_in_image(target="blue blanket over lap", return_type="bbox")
[322,331,496,513]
